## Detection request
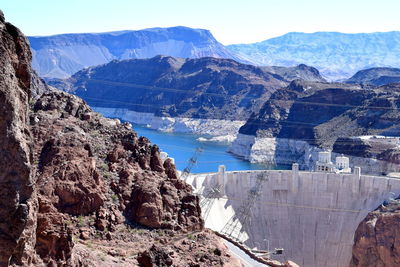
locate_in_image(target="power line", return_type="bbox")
[193,192,365,214]
[85,95,400,130]
[180,146,203,180]
[220,173,269,242]
[81,78,400,111]
[200,186,222,221]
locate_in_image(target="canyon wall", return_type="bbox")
[93,107,245,137]
[230,134,400,176]
[187,168,400,267]
[0,12,37,265]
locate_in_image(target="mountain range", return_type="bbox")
[346,67,400,86]
[29,26,243,79]
[29,28,400,81]
[48,56,326,121]
[228,31,400,80]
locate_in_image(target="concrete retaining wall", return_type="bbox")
[187,168,400,267]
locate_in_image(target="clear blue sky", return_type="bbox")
[2,0,399,44]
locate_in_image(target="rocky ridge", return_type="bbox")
[48,56,327,139]
[0,9,36,265]
[29,28,400,81]
[0,11,251,267]
[346,67,400,86]
[50,55,289,121]
[28,88,245,266]
[237,80,399,145]
[231,80,400,172]
[262,64,326,83]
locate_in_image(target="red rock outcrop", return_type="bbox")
[0,10,295,267]
[0,10,37,265]
[0,12,231,266]
[136,230,243,267]
[27,89,207,265]
[350,200,400,267]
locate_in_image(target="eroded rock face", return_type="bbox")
[0,12,207,266]
[125,174,203,230]
[0,11,36,265]
[106,136,203,230]
[28,90,204,265]
[0,12,290,267]
[37,136,105,216]
[350,201,400,267]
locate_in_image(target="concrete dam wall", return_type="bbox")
[186,168,400,267]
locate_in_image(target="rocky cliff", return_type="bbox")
[262,64,326,83]
[350,198,400,267]
[48,56,328,138]
[0,9,36,265]
[346,67,400,86]
[231,80,400,173]
[0,11,246,267]
[50,55,288,121]
[238,80,400,145]
[29,26,245,79]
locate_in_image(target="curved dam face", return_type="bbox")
[186,168,400,267]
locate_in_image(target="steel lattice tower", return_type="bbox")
[220,172,268,242]
[200,186,221,220]
[180,147,203,180]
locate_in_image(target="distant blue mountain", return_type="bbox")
[29,26,244,78]
[228,31,400,80]
[30,29,400,81]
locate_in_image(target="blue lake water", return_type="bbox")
[133,124,289,173]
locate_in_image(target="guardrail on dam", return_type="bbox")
[186,166,400,267]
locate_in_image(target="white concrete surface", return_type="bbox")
[188,168,400,267]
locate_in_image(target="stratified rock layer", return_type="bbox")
[231,80,400,173]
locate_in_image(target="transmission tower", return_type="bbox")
[220,172,268,243]
[200,186,221,220]
[180,146,203,180]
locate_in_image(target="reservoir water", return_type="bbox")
[133,124,287,173]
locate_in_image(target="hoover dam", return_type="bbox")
[186,163,400,267]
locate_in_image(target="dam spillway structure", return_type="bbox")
[186,161,400,267]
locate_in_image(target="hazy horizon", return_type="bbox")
[26,26,400,45]
[2,0,400,45]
